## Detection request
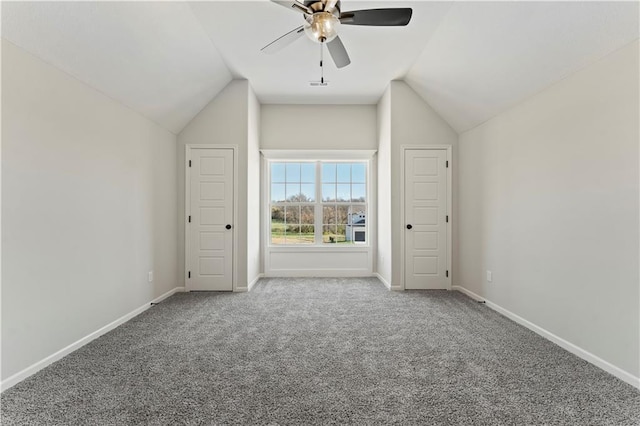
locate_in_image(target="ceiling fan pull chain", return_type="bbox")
[320,43,325,84]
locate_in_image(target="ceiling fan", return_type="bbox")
[262,0,413,69]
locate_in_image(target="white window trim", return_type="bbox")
[266,158,371,248]
[261,149,376,160]
[261,150,376,277]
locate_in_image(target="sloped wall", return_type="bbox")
[2,40,177,382]
[383,81,459,288]
[177,80,253,290]
[458,40,640,378]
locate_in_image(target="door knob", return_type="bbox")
[406,224,412,230]
[225,224,232,230]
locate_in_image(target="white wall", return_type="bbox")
[261,105,377,150]
[260,104,378,277]
[458,40,639,378]
[387,81,459,288]
[247,85,261,287]
[2,40,178,381]
[177,80,251,290]
[376,87,392,284]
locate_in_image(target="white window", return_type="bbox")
[270,161,368,246]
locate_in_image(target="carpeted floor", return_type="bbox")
[2,277,639,425]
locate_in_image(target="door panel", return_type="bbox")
[405,149,448,290]
[189,148,233,291]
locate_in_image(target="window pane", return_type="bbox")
[336,205,349,224]
[336,184,350,202]
[296,226,315,244]
[272,205,285,222]
[337,163,351,183]
[352,163,366,183]
[285,225,300,244]
[301,206,315,225]
[271,160,367,246]
[300,184,315,202]
[352,184,366,202]
[301,163,315,183]
[323,225,337,243]
[286,163,300,182]
[322,163,336,183]
[323,206,336,224]
[271,184,286,203]
[346,206,366,244]
[335,225,347,243]
[285,205,300,224]
[322,184,336,202]
[271,163,286,183]
[271,206,285,244]
[286,183,300,201]
[350,206,366,224]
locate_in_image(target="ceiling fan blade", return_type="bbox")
[261,26,305,54]
[324,0,339,12]
[326,36,351,68]
[271,0,313,15]
[340,8,413,26]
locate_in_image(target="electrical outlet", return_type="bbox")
[486,270,492,282]
[148,271,154,283]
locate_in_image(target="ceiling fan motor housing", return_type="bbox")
[303,1,341,43]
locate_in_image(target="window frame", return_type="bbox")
[267,159,370,248]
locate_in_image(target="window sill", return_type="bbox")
[268,245,370,252]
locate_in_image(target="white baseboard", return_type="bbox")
[373,273,403,291]
[452,285,640,390]
[374,273,391,290]
[153,287,184,304]
[264,270,372,277]
[1,286,185,393]
[248,274,264,292]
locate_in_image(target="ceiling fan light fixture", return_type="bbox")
[304,12,340,43]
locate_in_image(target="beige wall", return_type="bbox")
[376,87,392,283]
[387,81,459,288]
[247,85,261,286]
[2,40,178,381]
[260,104,378,150]
[177,80,255,290]
[458,40,640,378]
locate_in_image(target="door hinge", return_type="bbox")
[446,215,449,223]
[446,160,449,168]
[446,270,449,278]
[188,215,191,223]
[188,160,192,167]
[188,271,191,279]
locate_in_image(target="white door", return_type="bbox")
[188,148,234,291]
[404,149,449,290]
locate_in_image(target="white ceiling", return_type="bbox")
[1,1,233,134]
[405,1,640,132]
[2,1,638,134]
[189,1,453,104]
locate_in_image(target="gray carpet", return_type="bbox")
[2,277,639,425]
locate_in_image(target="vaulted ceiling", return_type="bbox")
[2,1,638,134]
